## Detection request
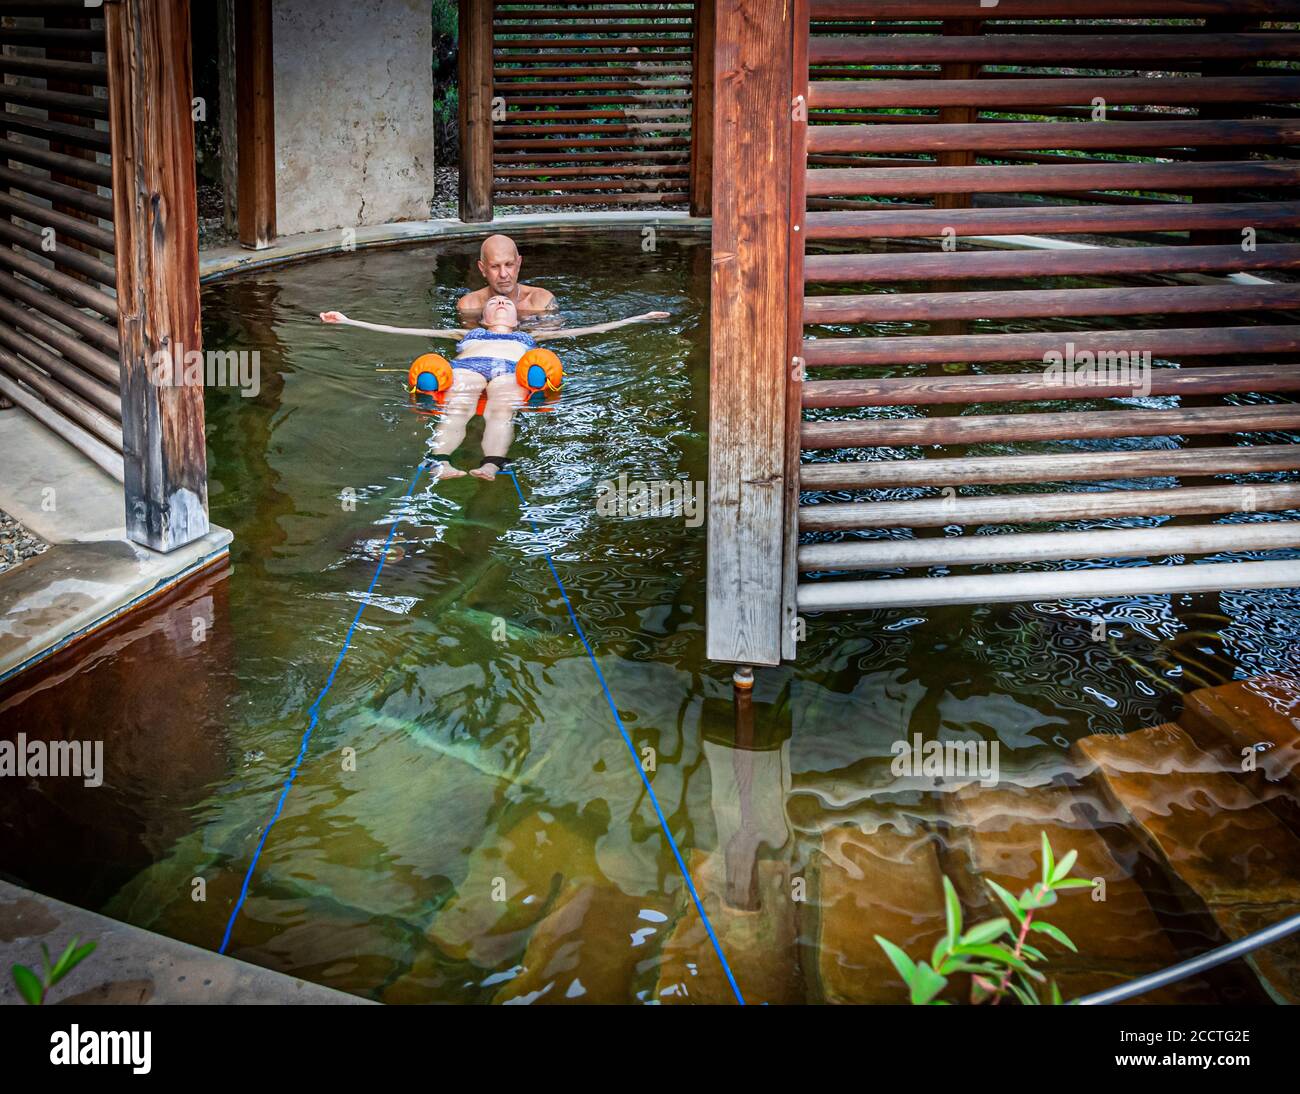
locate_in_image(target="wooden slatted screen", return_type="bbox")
[789,1,1300,618]
[492,1,698,208]
[0,3,122,480]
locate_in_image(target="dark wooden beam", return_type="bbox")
[235,0,275,249]
[688,0,714,218]
[106,0,209,552]
[459,0,494,222]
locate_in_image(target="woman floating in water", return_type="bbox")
[320,296,668,481]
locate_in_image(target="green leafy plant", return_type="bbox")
[875,833,1092,1005]
[11,936,97,1005]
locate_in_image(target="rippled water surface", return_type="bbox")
[2,232,1298,1004]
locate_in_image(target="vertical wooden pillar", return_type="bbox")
[688,0,715,219]
[217,0,238,236]
[459,0,493,223]
[235,0,275,249]
[707,0,796,666]
[106,0,209,552]
[933,19,979,213]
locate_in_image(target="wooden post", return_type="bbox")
[458,0,494,223]
[217,0,239,236]
[106,0,209,552]
[708,0,796,666]
[689,0,715,218]
[235,0,275,249]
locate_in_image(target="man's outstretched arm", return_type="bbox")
[320,311,466,340]
[533,311,669,341]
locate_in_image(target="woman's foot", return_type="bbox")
[470,456,509,481]
[431,460,467,480]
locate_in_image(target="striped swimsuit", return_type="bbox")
[453,328,536,381]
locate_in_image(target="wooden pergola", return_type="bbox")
[708,0,1300,666]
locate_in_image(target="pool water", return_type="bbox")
[1,231,1298,1004]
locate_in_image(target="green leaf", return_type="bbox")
[1054,878,1094,890]
[953,944,1032,973]
[1040,832,1055,887]
[930,934,951,970]
[942,876,962,954]
[909,962,948,1006]
[11,964,42,1006]
[1050,850,1078,885]
[875,936,917,986]
[960,917,1010,947]
[1030,920,1078,953]
[1019,942,1046,962]
[1050,980,1064,1005]
[1019,884,1058,911]
[1008,979,1038,1006]
[65,941,97,974]
[49,936,80,981]
[985,879,1024,923]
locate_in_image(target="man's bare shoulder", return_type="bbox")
[457,287,490,311]
[519,285,556,311]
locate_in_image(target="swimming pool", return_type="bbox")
[2,230,1298,1004]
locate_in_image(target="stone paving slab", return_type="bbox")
[0,880,369,1005]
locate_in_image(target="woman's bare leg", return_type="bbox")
[428,370,486,479]
[470,374,523,481]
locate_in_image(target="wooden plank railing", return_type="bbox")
[709,0,1300,660]
[476,0,706,214]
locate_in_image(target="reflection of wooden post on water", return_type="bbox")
[0,560,234,897]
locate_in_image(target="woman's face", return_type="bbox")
[482,295,518,329]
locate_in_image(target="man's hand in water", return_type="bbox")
[319,311,346,323]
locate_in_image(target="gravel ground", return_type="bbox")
[0,509,48,576]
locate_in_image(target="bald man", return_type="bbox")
[457,234,556,316]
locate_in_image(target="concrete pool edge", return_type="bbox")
[0,410,233,686]
[0,879,369,1005]
[199,210,713,282]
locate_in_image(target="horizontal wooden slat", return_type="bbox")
[496,164,690,177]
[808,76,1300,111]
[494,177,685,191]
[804,202,1300,241]
[493,151,690,163]
[0,137,111,187]
[807,119,1300,155]
[796,559,1300,612]
[0,111,112,155]
[807,33,1300,67]
[496,191,687,205]
[810,1,1300,16]
[0,54,107,83]
[0,83,109,119]
[804,284,1300,325]
[802,366,1300,410]
[0,370,122,482]
[0,190,115,253]
[0,271,119,355]
[799,445,1300,489]
[806,160,1300,198]
[800,482,1300,531]
[798,521,1300,572]
[802,403,1300,450]
[494,137,689,149]
[803,244,1300,284]
[802,325,1300,367]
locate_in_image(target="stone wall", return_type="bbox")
[271,0,435,236]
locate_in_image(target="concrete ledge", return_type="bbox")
[199,210,711,282]
[0,880,368,1005]
[0,411,232,685]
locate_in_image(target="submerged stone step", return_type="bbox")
[1074,722,1300,1003]
[492,883,675,1005]
[808,822,948,1004]
[1180,675,1300,800]
[653,850,803,1005]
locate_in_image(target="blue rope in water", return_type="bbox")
[218,461,430,955]
[219,458,745,1005]
[503,468,746,1006]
